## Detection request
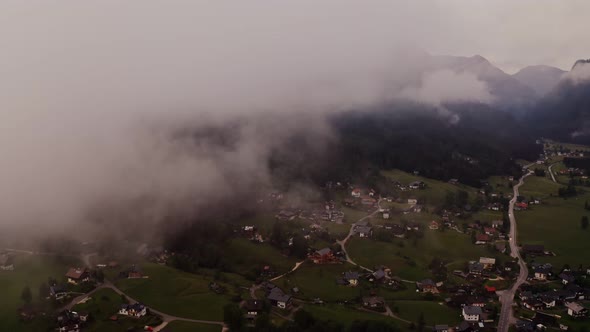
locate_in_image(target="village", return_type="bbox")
[2,141,590,332]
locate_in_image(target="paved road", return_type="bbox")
[497,170,532,332]
[269,261,305,282]
[336,199,382,272]
[548,163,557,183]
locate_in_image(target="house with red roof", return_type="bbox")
[475,234,490,245]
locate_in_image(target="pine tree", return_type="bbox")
[21,286,32,304]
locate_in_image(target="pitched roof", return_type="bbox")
[121,303,145,311]
[565,302,585,312]
[476,234,490,242]
[463,306,482,315]
[65,268,88,279]
[355,226,373,234]
[268,289,291,303]
[373,269,386,279]
[316,248,332,256]
[362,296,384,305]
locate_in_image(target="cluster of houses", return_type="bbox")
[470,220,506,246]
[391,180,426,191]
[515,265,590,330]
[255,267,401,317]
[346,188,378,209]
[334,267,399,289]
[240,225,264,243]
[519,284,588,318]
[558,167,586,177]
[54,302,148,331]
[275,202,345,223]
[445,283,506,331]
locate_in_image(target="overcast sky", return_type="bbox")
[2,0,589,74]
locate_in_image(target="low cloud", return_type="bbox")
[0,1,514,239]
[397,70,493,123]
[398,70,493,105]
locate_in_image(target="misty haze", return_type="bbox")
[1,1,590,332]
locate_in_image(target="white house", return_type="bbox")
[566,302,588,318]
[479,257,496,268]
[119,303,147,318]
[356,226,373,238]
[462,306,482,322]
[351,189,362,198]
[407,198,418,205]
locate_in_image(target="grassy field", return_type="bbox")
[0,254,81,332]
[323,222,353,240]
[470,210,504,224]
[517,174,559,199]
[487,176,514,196]
[390,300,461,325]
[224,238,299,275]
[113,263,237,321]
[342,206,371,224]
[164,321,222,332]
[347,230,493,281]
[381,169,478,206]
[516,144,590,267]
[516,188,590,267]
[284,262,362,301]
[305,303,408,330]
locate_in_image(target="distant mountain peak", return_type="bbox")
[572,59,590,70]
[469,54,489,63]
[512,65,565,96]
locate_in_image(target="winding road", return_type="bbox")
[497,168,533,332]
[5,248,228,332]
[336,198,383,272]
[62,280,226,331]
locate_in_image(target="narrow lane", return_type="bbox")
[548,163,557,183]
[336,198,382,272]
